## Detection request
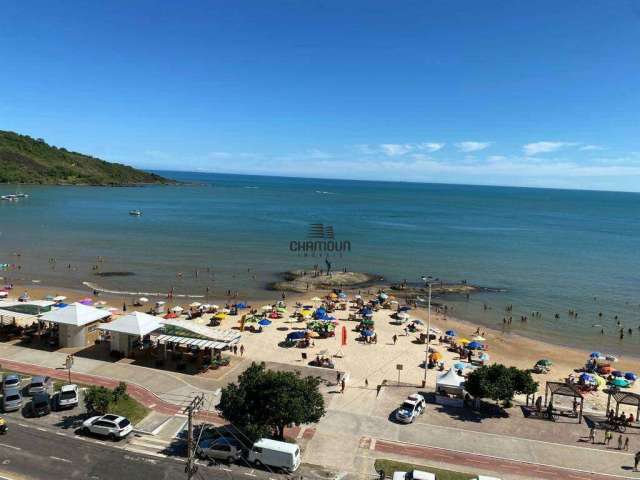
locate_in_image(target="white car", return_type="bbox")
[82,414,133,440]
[56,384,79,409]
[392,470,436,480]
[395,393,426,424]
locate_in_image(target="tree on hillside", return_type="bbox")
[218,362,326,440]
[465,364,538,407]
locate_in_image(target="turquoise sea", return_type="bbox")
[1,171,640,355]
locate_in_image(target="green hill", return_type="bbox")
[0,130,173,185]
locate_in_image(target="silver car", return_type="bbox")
[28,376,52,395]
[197,437,244,463]
[2,387,22,412]
[2,374,21,392]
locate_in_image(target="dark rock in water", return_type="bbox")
[389,282,504,299]
[270,270,382,293]
[95,271,135,277]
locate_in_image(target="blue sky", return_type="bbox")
[1,1,639,191]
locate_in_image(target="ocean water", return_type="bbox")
[1,172,640,355]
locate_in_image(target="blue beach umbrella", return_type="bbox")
[258,319,272,326]
[624,372,637,381]
[362,329,374,337]
[612,370,624,377]
[590,352,602,358]
[467,341,483,350]
[579,373,594,383]
[286,331,306,341]
[399,306,411,312]
[446,330,456,336]
[454,362,467,370]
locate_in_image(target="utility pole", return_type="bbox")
[184,393,205,480]
[421,276,432,388]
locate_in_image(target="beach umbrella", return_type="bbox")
[479,352,490,362]
[210,304,220,310]
[397,312,409,321]
[611,377,630,388]
[446,330,456,336]
[399,306,411,312]
[44,295,55,301]
[592,374,607,387]
[258,319,272,326]
[429,327,441,335]
[467,341,483,350]
[612,370,624,377]
[0,291,7,298]
[311,297,322,302]
[339,292,347,299]
[189,302,202,308]
[579,373,594,383]
[590,351,602,358]
[79,299,93,306]
[261,305,272,311]
[454,362,467,370]
[459,338,470,345]
[605,354,619,362]
[171,306,183,313]
[536,359,553,367]
[163,312,178,319]
[214,312,227,320]
[624,372,637,381]
[53,295,66,302]
[379,292,388,300]
[221,308,230,313]
[472,335,486,341]
[138,297,149,304]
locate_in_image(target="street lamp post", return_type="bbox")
[421,276,432,387]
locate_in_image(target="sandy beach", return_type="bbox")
[6,280,640,416]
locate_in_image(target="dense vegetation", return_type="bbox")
[0,130,171,185]
[219,362,326,440]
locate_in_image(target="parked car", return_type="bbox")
[395,393,426,424]
[82,414,133,440]
[2,387,23,412]
[56,384,79,410]
[28,376,52,395]
[196,436,244,463]
[28,392,51,417]
[392,470,436,480]
[248,438,301,472]
[2,374,21,391]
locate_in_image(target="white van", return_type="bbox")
[392,470,436,480]
[248,438,301,472]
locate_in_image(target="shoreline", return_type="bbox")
[7,279,640,369]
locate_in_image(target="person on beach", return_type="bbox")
[624,437,629,451]
[392,334,397,345]
[605,429,613,446]
[340,378,345,394]
[240,345,244,356]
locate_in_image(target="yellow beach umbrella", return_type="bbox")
[214,312,227,320]
[459,338,470,345]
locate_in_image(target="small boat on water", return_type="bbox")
[129,209,142,216]
[1,192,29,201]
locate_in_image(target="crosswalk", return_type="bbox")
[125,433,178,458]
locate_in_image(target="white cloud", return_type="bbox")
[306,149,333,159]
[455,141,492,152]
[523,141,577,156]
[580,145,605,151]
[380,144,413,156]
[417,142,445,153]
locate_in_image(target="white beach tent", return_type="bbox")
[100,311,163,356]
[39,302,111,348]
[100,311,162,337]
[436,368,466,395]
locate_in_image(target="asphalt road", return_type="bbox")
[0,423,278,480]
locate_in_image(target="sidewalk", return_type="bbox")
[0,343,224,422]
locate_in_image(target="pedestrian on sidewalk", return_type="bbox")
[392,334,397,345]
[340,378,346,394]
[588,428,595,443]
[605,429,613,446]
[618,434,623,450]
[624,437,629,451]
